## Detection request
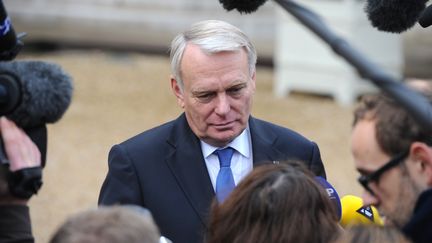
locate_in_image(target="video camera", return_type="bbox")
[0,0,43,200]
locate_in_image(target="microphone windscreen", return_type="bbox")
[340,195,384,227]
[219,0,268,14]
[419,4,432,28]
[364,0,427,33]
[315,176,342,220]
[0,60,73,128]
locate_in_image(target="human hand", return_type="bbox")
[0,117,41,171]
[0,117,42,204]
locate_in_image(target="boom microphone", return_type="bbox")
[0,60,73,166]
[419,4,432,28]
[219,0,268,13]
[0,0,24,60]
[364,0,428,33]
[340,195,384,227]
[0,60,73,128]
[219,0,432,133]
[219,0,430,33]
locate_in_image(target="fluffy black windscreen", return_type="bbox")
[219,0,269,14]
[365,0,428,33]
[0,60,73,128]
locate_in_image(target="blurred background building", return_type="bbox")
[5,0,432,105]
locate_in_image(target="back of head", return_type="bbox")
[207,161,339,243]
[49,205,160,243]
[333,225,412,243]
[170,19,257,88]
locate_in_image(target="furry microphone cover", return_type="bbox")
[0,60,73,128]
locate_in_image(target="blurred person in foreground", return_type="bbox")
[0,117,42,243]
[98,19,326,243]
[333,225,411,243]
[350,87,432,243]
[49,205,162,243]
[206,161,340,243]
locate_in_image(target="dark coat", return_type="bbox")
[403,189,432,243]
[99,113,326,243]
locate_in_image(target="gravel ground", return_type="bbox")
[17,49,360,242]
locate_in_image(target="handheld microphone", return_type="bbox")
[340,195,384,227]
[315,176,342,220]
[419,4,432,28]
[364,0,428,33]
[0,0,24,61]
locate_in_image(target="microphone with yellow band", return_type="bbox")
[340,195,384,227]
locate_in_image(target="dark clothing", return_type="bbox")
[0,205,34,243]
[98,114,326,243]
[402,189,432,243]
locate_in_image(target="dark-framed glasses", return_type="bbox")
[357,150,409,195]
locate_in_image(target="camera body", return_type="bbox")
[0,164,42,199]
[0,125,46,199]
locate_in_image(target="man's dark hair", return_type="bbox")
[353,88,432,156]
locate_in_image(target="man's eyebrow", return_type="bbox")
[191,89,214,96]
[229,82,247,87]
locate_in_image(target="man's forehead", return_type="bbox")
[351,120,378,153]
[352,120,390,171]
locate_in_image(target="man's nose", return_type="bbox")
[214,93,230,115]
[361,190,379,207]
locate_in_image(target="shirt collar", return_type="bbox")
[201,127,251,159]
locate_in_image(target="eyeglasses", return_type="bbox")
[357,150,409,195]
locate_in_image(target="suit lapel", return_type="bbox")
[162,115,285,226]
[165,114,214,226]
[249,117,286,166]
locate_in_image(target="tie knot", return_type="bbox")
[215,147,234,168]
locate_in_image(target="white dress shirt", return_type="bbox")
[201,127,253,192]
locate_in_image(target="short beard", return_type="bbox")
[390,166,422,228]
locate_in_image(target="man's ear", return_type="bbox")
[410,142,432,186]
[250,70,256,93]
[170,76,185,109]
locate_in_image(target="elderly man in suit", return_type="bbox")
[99,20,326,243]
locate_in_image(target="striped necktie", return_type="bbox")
[214,147,235,203]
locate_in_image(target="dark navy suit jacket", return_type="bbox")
[98,113,326,243]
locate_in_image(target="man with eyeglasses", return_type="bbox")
[350,91,432,243]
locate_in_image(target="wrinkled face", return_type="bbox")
[171,44,256,147]
[350,120,419,227]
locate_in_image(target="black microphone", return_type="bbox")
[419,4,432,28]
[0,60,73,128]
[364,0,428,33]
[219,0,430,33]
[0,0,24,61]
[219,0,268,13]
[218,0,432,133]
[0,60,73,166]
